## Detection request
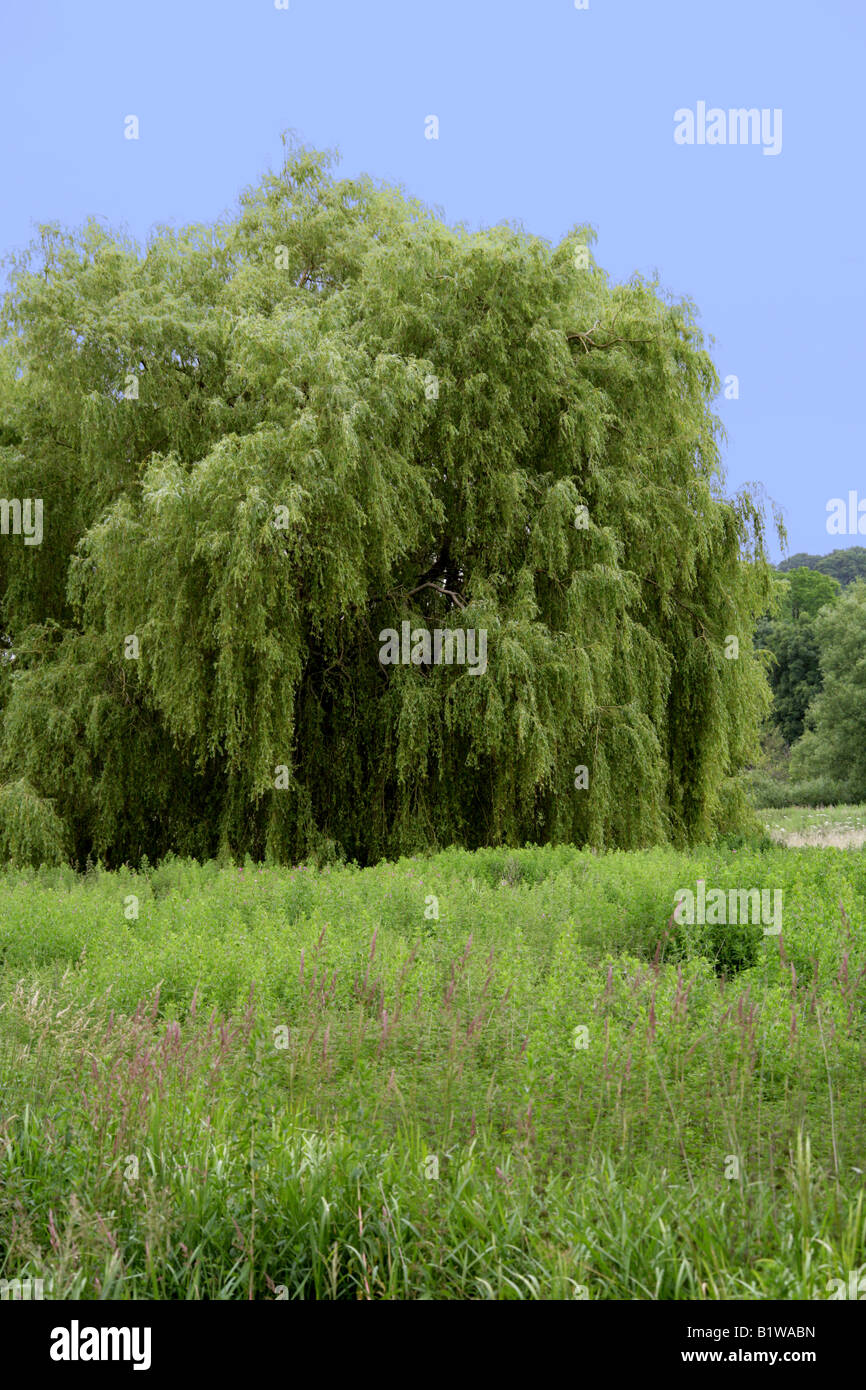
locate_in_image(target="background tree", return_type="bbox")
[790,580,866,798]
[754,569,840,748]
[755,616,823,746]
[779,567,841,621]
[0,139,777,866]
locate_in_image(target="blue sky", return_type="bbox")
[1,0,863,561]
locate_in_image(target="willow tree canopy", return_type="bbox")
[0,139,776,867]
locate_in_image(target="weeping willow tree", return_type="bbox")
[0,138,777,867]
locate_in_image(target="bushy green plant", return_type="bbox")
[0,779,68,867]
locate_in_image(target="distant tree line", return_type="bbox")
[777,546,866,587]
[754,549,866,803]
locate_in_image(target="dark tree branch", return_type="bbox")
[567,322,657,354]
[406,581,467,610]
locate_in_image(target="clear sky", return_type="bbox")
[1,0,863,561]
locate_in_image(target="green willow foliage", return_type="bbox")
[0,777,67,867]
[0,140,777,867]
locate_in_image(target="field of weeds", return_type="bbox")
[1,839,865,1299]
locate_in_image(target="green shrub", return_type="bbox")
[746,770,849,808]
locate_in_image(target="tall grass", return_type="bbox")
[1,843,865,1298]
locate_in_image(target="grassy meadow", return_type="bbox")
[1,825,865,1300]
[764,805,866,848]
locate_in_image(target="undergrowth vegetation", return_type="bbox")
[1,841,864,1299]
